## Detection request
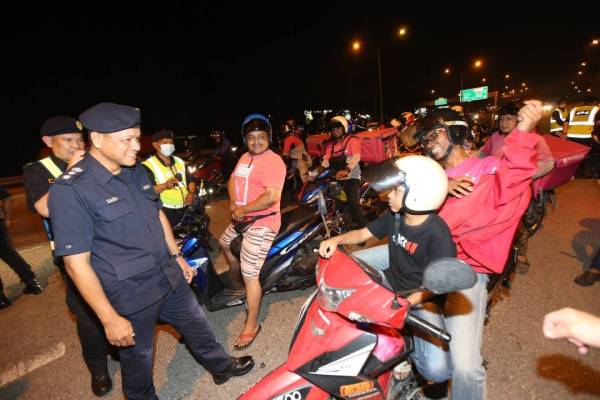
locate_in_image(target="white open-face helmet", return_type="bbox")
[329,115,349,134]
[368,155,448,213]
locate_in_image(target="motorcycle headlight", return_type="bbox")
[317,280,354,312]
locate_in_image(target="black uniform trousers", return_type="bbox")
[119,277,230,400]
[163,207,185,228]
[56,257,111,376]
[0,220,35,291]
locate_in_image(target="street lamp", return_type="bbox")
[442,58,485,97]
[352,30,408,122]
[352,40,385,122]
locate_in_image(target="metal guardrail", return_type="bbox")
[0,176,23,186]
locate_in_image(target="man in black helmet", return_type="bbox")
[415,100,542,400]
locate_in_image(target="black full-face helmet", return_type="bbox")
[415,108,468,146]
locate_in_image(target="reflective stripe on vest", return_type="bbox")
[38,157,65,250]
[567,106,599,138]
[142,155,188,208]
[39,157,63,179]
[550,109,567,132]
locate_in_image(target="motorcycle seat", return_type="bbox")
[229,206,319,259]
[276,206,319,243]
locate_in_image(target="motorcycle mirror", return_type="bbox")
[422,257,477,295]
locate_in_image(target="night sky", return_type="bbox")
[2,3,597,177]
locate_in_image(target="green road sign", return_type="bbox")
[460,86,488,102]
[434,97,448,106]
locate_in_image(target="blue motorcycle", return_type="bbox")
[178,191,335,312]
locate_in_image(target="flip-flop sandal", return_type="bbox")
[234,325,261,350]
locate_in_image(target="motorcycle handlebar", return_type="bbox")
[406,314,451,343]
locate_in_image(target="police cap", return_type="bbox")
[151,128,174,142]
[79,102,141,133]
[40,116,84,137]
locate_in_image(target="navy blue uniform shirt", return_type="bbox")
[49,154,184,315]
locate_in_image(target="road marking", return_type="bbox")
[20,244,50,253]
[0,342,65,387]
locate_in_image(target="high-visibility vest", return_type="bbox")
[550,108,567,133]
[567,105,599,139]
[39,157,63,179]
[142,155,188,208]
[38,157,64,250]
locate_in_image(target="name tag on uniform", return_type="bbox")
[142,184,151,190]
[235,164,253,178]
[106,196,119,204]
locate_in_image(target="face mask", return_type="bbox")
[160,144,175,157]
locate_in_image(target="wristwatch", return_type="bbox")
[171,252,184,260]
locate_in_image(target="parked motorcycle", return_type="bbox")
[300,165,382,227]
[171,186,216,295]
[240,249,476,400]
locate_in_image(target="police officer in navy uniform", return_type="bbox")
[49,102,253,400]
[23,116,114,396]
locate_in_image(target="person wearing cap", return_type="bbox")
[142,129,196,227]
[473,102,554,274]
[49,102,254,399]
[22,116,114,395]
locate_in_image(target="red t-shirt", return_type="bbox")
[232,150,286,233]
[439,130,538,274]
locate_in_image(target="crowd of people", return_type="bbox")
[0,96,598,399]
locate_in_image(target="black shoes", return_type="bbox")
[0,292,12,309]
[23,279,43,295]
[91,372,113,397]
[212,356,255,385]
[574,269,600,287]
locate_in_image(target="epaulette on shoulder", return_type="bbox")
[55,166,85,185]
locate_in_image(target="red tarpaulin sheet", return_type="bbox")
[534,135,590,195]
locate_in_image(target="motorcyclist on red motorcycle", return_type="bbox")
[319,155,456,386]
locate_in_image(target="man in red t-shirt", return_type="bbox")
[219,114,286,350]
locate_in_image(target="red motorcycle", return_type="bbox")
[240,250,476,400]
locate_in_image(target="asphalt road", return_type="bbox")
[1,179,599,399]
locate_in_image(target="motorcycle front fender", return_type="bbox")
[239,363,329,400]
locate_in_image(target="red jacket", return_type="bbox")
[439,129,538,274]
